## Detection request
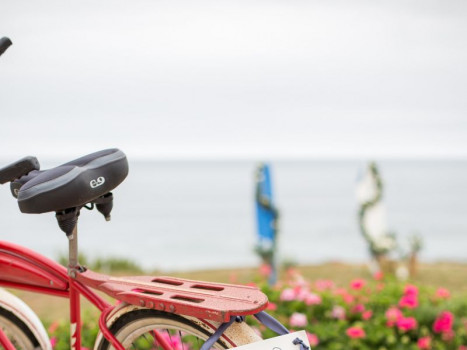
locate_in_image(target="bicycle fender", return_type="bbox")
[0,288,52,350]
[93,303,261,350]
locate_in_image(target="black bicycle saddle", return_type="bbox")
[13,149,128,214]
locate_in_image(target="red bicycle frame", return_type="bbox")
[0,240,124,350]
[0,235,268,350]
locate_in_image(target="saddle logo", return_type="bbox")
[90,176,105,188]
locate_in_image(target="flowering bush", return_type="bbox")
[44,269,467,350]
[258,269,467,350]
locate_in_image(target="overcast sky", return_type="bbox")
[1,0,467,160]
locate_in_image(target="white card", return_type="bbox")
[232,331,310,350]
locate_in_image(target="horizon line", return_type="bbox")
[1,154,467,164]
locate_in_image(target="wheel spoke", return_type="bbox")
[179,331,185,350]
[166,329,173,346]
[96,310,241,349]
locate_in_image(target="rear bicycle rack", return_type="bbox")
[76,270,268,323]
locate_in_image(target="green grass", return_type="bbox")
[9,261,467,324]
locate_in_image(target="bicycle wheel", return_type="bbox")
[0,288,51,350]
[96,308,261,350]
[0,307,40,350]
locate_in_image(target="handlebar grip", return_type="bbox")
[0,157,40,184]
[0,37,12,57]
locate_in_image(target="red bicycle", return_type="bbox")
[0,147,296,350]
[0,37,306,350]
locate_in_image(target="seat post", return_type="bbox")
[68,224,79,278]
[55,207,81,278]
[66,221,82,350]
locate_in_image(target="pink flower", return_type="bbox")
[315,279,334,291]
[50,337,57,348]
[373,271,384,280]
[433,311,454,334]
[266,302,277,311]
[280,288,296,301]
[404,284,419,296]
[332,305,346,320]
[259,263,272,276]
[160,331,184,350]
[352,304,365,313]
[286,267,299,277]
[334,288,354,304]
[362,310,373,320]
[346,326,366,339]
[399,294,418,309]
[385,307,403,327]
[289,312,308,328]
[334,288,347,295]
[305,293,322,305]
[293,286,309,301]
[435,288,450,299]
[385,307,402,321]
[48,321,60,334]
[397,317,418,331]
[306,332,319,347]
[350,279,366,290]
[343,293,355,304]
[458,346,467,350]
[417,337,431,349]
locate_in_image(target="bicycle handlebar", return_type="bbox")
[0,37,12,57]
[0,157,40,185]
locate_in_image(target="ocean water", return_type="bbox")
[0,160,466,271]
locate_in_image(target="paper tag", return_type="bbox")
[232,331,310,350]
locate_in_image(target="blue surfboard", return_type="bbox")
[255,164,276,249]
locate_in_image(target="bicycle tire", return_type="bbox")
[95,308,261,350]
[0,307,41,350]
[0,288,51,350]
